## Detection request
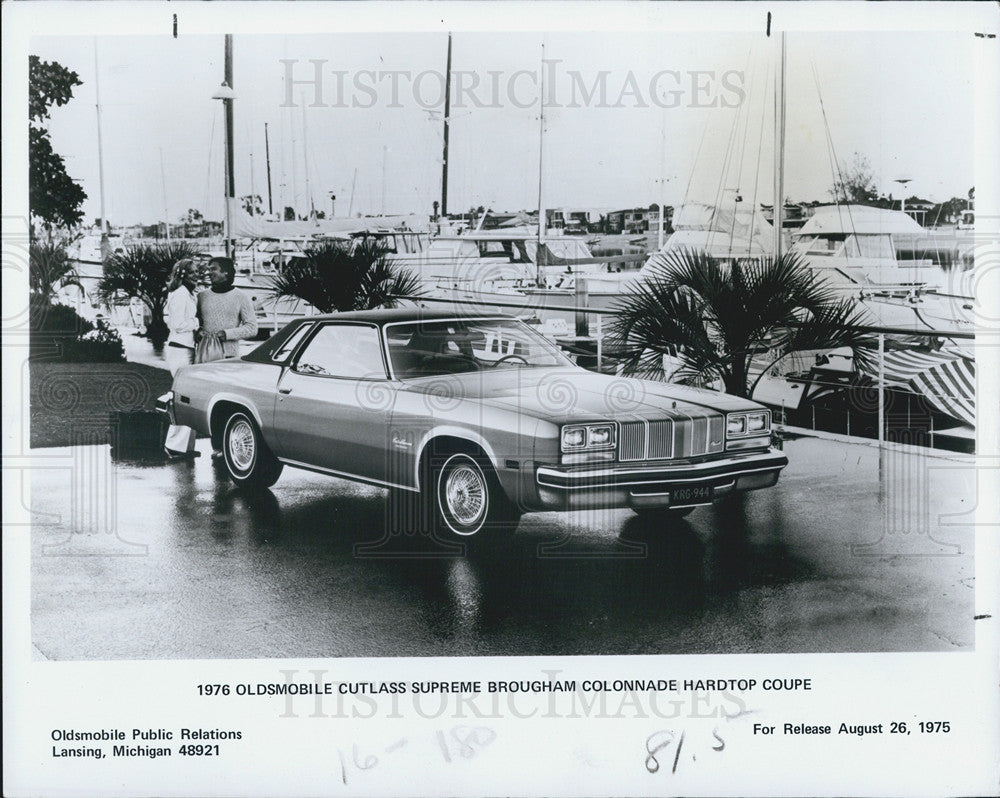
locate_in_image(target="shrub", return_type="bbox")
[61,317,125,363]
[29,298,124,362]
[30,296,94,334]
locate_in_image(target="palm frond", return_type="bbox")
[29,240,80,302]
[611,247,872,397]
[266,238,424,313]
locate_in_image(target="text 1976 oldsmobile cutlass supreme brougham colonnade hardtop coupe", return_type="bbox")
[160,309,787,543]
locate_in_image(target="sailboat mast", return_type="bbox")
[381,145,387,215]
[160,148,170,242]
[223,34,235,258]
[264,122,273,216]
[536,41,547,287]
[301,99,314,218]
[440,33,452,217]
[773,31,786,260]
[348,167,357,217]
[93,39,109,258]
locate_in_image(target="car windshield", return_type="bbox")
[385,318,574,378]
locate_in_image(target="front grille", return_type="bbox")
[648,421,674,459]
[619,422,646,462]
[617,415,724,462]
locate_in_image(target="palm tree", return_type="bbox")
[266,237,423,313]
[609,248,875,398]
[98,242,200,347]
[29,239,80,306]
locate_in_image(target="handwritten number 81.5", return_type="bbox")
[645,730,684,774]
[645,728,725,775]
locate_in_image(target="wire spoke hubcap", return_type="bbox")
[227,419,256,472]
[445,464,486,527]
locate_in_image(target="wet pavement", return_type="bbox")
[28,434,976,659]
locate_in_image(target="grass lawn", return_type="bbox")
[30,361,173,449]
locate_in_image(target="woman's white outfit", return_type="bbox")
[164,286,199,376]
[163,286,199,455]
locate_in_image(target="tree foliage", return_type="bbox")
[98,242,201,346]
[29,56,87,230]
[928,196,972,226]
[609,249,875,398]
[830,151,879,205]
[29,239,80,305]
[266,238,424,314]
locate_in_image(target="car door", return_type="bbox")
[271,322,394,484]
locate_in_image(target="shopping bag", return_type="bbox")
[164,424,196,455]
[194,334,225,364]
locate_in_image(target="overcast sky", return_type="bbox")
[30,24,975,227]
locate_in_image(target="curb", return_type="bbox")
[775,423,976,462]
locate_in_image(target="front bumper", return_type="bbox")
[534,449,788,511]
[156,391,175,425]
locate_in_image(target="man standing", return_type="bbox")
[197,256,257,357]
[197,257,258,462]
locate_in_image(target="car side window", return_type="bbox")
[294,324,386,379]
[270,323,314,362]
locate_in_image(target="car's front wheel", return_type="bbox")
[222,410,283,489]
[431,452,519,543]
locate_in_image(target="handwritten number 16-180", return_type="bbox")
[337,727,497,785]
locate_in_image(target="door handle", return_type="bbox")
[278,387,293,395]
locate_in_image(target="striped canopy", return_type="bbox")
[861,347,976,426]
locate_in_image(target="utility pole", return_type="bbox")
[223,34,235,258]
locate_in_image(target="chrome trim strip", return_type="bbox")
[538,463,784,491]
[536,451,787,490]
[277,458,419,492]
[538,450,783,480]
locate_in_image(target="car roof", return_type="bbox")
[241,306,516,364]
[305,306,511,324]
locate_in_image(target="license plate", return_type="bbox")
[671,485,713,505]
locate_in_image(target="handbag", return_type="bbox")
[164,424,196,455]
[194,334,225,364]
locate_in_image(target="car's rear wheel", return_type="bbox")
[222,410,283,489]
[431,452,519,543]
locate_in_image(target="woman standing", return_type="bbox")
[196,256,257,357]
[164,258,199,374]
[163,259,200,457]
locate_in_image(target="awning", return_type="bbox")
[859,348,976,426]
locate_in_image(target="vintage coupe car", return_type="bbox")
[160,308,787,541]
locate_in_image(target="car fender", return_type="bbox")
[413,425,500,491]
[206,392,266,435]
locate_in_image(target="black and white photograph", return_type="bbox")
[4,2,998,796]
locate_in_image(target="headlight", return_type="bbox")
[588,425,614,446]
[727,415,747,436]
[726,410,770,439]
[561,423,616,453]
[746,411,768,432]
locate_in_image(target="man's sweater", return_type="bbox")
[197,287,258,357]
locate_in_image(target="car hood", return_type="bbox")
[402,367,759,423]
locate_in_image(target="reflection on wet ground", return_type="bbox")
[30,437,975,659]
